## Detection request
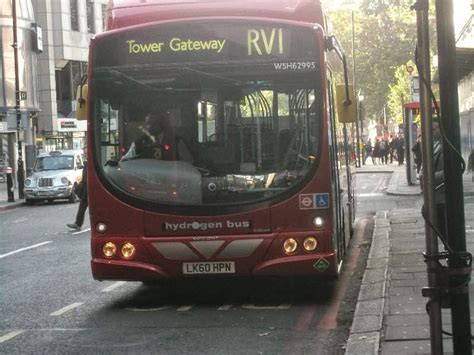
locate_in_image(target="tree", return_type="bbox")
[327,0,424,122]
[387,63,413,124]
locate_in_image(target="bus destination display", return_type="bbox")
[94,22,319,68]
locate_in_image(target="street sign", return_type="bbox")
[19,91,27,101]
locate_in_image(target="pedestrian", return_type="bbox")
[364,138,373,164]
[389,135,398,163]
[420,119,445,238]
[379,138,388,164]
[373,139,381,165]
[412,135,422,174]
[468,149,474,182]
[67,145,88,231]
[383,138,390,164]
[396,134,405,165]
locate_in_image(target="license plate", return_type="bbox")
[183,261,235,274]
[38,191,52,196]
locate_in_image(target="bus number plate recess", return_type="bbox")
[183,262,235,274]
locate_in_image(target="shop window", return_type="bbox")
[56,61,88,117]
[87,0,95,33]
[101,4,107,31]
[70,0,79,32]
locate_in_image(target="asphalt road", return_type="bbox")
[0,173,410,354]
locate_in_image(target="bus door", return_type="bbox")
[328,80,345,259]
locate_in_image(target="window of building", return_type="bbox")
[56,61,88,117]
[87,0,95,33]
[70,0,79,31]
[101,4,107,31]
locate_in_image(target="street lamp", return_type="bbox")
[12,0,25,199]
[358,92,365,164]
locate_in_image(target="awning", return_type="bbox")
[456,47,474,81]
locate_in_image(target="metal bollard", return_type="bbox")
[17,158,24,199]
[6,167,14,202]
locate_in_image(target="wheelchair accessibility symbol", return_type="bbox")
[315,193,329,209]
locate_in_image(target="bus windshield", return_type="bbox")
[92,21,323,207]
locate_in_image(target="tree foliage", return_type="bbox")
[387,63,413,124]
[327,1,419,122]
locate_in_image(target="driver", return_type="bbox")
[121,108,193,163]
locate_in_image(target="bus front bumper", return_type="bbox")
[91,252,338,281]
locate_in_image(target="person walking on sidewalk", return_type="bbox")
[67,146,88,231]
[412,135,422,174]
[373,139,381,164]
[396,134,405,165]
[433,119,446,238]
[364,138,373,164]
[468,149,474,182]
[420,119,446,237]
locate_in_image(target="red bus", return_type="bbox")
[80,0,357,282]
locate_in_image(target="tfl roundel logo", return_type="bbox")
[299,193,330,210]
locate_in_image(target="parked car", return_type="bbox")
[24,150,85,205]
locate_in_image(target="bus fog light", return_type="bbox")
[103,242,117,257]
[121,242,136,259]
[303,236,318,251]
[283,238,298,254]
[313,216,324,228]
[96,222,107,233]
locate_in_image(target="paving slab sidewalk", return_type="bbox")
[346,165,474,354]
[0,182,24,211]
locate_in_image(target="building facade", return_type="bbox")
[33,0,107,152]
[456,5,474,165]
[0,0,41,179]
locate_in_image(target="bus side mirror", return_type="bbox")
[76,83,88,121]
[335,84,356,123]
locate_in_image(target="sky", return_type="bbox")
[453,0,472,35]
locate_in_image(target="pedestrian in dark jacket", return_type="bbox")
[389,135,398,163]
[373,139,381,165]
[381,138,389,164]
[420,120,445,237]
[396,135,405,165]
[412,135,422,173]
[364,138,373,164]
[67,147,88,231]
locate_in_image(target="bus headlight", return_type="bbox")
[303,236,318,251]
[103,242,117,257]
[313,216,325,228]
[283,238,298,254]
[96,222,107,233]
[121,242,136,259]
